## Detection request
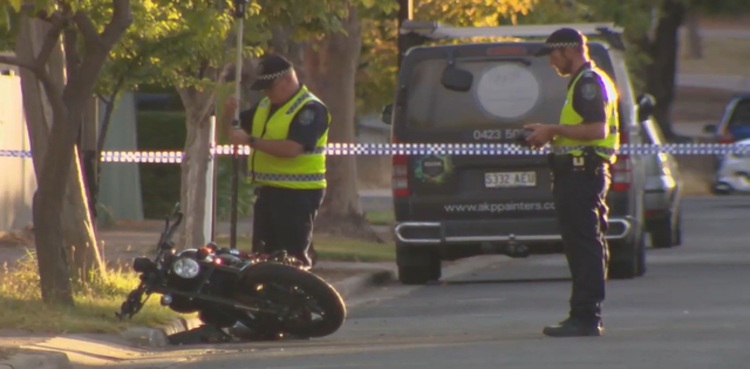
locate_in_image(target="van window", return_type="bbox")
[728,99,750,126]
[404,43,617,130]
[405,57,566,129]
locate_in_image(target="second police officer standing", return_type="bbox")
[524,27,620,337]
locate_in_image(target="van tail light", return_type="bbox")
[611,134,631,192]
[392,141,410,197]
[718,133,735,144]
[611,156,632,192]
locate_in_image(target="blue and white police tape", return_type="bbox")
[2,143,749,164]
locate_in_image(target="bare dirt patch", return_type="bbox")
[677,37,750,76]
[697,15,750,30]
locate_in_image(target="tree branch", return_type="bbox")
[72,11,101,47]
[0,55,37,72]
[34,12,67,72]
[100,0,133,45]
[63,28,81,84]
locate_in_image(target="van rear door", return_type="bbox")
[392,43,568,221]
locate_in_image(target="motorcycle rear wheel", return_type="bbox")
[234,263,346,338]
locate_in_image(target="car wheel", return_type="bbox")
[712,182,733,195]
[396,245,441,285]
[672,209,683,247]
[608,229,646,280]
[636,232,647,277]
[650,215,674,249]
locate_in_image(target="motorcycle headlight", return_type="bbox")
[172,257,200,279]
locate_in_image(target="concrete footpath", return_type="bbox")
[0,260,399,369]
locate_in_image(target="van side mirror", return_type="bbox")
[441,64,473,92]
[703,124,717,134]
[636,93,656,122]
[380,103,393,125]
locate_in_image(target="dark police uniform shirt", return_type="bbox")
[569,62,609,125]
[238,90,329,153]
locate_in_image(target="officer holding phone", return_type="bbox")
[523,27,620,337]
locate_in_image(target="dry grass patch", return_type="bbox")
[0,252,187,333]
[678,37,750,76]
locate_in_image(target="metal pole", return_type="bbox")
[397,0,413,69]
[230,0,248,249]
[204,115,216,243]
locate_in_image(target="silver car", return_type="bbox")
[640,118,683,248]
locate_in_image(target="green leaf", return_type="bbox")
[0,5,9,32]
[7,0,22,12]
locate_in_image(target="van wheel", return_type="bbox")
[608,232,645,280]
[396,246,441,285]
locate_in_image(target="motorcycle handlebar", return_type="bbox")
[157,203,183,248]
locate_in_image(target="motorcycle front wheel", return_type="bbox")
[234,262,346,338]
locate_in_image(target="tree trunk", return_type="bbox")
[302,6,381,242]
[644,0,686,140]
[16,16,73,305]
[16,17,60,179]
[176,86,216,249]
[17,16,104,285]
[8,1,133,305]
[33,99,78,307]
[62,148,104,282]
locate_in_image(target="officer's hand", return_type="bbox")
[229,128,249,146]
[523,123,554,148]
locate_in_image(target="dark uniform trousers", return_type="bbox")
[251,186,325,266]
[550,150,611,323]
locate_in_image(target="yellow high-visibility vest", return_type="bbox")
[248,85,330,189]
[552,66,619,164]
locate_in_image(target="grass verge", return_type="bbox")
[0,252,187,333]
[213,235,396,263]
[0,227,395,333]
[365,210,395,226]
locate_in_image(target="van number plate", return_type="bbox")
[484,171,536,188]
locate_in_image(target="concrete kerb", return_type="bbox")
[119,266,397,348]
[0,350,73,369]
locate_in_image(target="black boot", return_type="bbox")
[542,317,603,337]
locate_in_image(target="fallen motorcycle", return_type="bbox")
[116,204,346,340]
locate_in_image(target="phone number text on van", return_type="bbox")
[472,129,526,141]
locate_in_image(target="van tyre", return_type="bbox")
[396,246,441,285]
[608,231,646,280]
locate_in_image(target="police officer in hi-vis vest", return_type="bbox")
[524,28,619,337]
[224,54,331,268]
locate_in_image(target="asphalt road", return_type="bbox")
[113,195,750,369]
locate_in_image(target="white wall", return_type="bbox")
[0,71,36,231]
[0,64,144,231]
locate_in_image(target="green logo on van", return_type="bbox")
[415,155,453,184]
